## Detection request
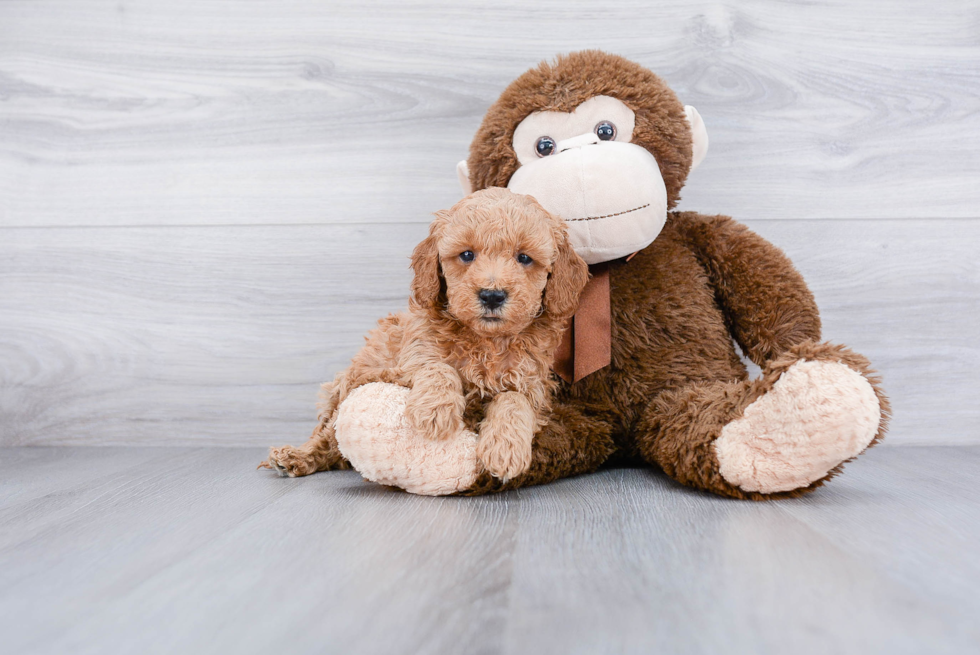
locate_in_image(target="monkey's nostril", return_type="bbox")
[556,132,601,153]
[478,288,508,310]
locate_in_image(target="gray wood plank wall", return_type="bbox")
[2,0,978,446]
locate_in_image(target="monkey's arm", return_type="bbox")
[676,211,821,365]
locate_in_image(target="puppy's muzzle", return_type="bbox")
[478,288,508,311]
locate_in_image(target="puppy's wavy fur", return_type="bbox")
[260,188,589,481]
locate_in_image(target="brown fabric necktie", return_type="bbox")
[554,262,611,383]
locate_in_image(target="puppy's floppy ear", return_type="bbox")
[410,212,447,310]
[543,224,589,320]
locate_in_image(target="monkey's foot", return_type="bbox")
[334,382,480,496]
[714,358,882,494]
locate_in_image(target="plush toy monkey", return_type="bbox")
[326,51,889,499]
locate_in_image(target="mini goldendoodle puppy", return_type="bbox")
[260,188,588,482]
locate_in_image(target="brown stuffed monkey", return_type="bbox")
[279,51,889,499]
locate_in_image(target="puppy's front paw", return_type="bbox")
[259,445,317,478]
[477,420,533,482]
[405,388,464,441]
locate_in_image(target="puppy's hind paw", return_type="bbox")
[257,457,290,478]
[260,445,316,478]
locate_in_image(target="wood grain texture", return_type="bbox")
[1,219,976,447]
[0,222,428,447]
[748,219,980,445]
[0,446,977,654]
[1,0,979,226]
[1,1,977,449]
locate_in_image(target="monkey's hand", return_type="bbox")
[405,364,466,441]
[477,391,535,482]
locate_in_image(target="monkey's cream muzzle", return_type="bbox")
[506,138,667,265]
[457,96,707,266]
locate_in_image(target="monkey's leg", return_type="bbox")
[332,382,616,495]
[461,401,618,496]
[635,341,889,500]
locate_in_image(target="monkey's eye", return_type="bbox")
[516,253,533,265]
[459,250,475,263]
[535,136,556,157]
[595,121,616,141]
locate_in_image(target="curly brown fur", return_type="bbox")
[458,210,887,499]
[260,188,588,480]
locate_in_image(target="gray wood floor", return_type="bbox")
[1,446,977,655]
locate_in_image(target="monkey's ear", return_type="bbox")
[456,160,473,196]
[544,228,589,321]
[684,106,709,172]
[410,228,444,310]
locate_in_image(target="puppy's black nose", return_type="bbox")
[478,288,508,310]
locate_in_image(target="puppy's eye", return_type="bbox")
[595,121,616,141]
[516,253,533,265]
[535,136,556,157]
[459,250,475,263]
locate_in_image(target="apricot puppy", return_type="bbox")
[261,188,588,482]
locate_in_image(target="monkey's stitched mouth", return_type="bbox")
[565,203,650,222]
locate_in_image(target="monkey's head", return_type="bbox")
[458,51,708,265]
